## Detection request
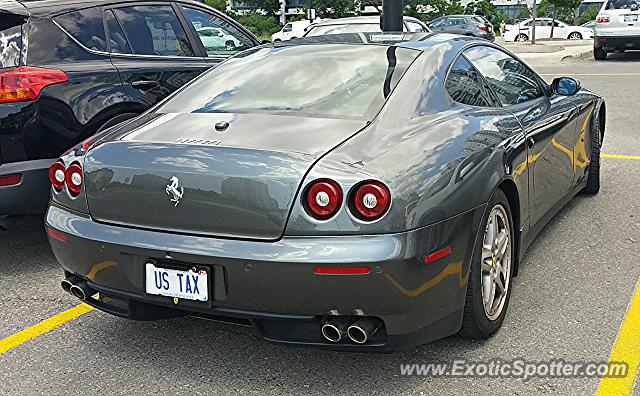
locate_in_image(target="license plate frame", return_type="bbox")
[624,15,638,22]
[145,262,210,304]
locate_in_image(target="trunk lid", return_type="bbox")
[84,113,366,240]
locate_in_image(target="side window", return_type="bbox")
[54,7,106,52]
[430,18,445,28]
[182,7,254,58]
[463,46,544,106]
[283,23,292,32]
[111,5,195,57]
[105,9,132,54]
[445,56,493,107]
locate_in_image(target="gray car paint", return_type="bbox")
[45,34,605,350]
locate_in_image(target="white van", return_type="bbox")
[271,20,314,41]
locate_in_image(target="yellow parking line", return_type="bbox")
[596,279,640,396]
[0,303,93,355]
[602,154,640,161]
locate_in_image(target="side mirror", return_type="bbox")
[552,77,580,95]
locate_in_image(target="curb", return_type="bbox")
[561,48,593,62]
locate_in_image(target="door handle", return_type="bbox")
[131,80,159,90]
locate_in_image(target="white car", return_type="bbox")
[196,26,243,51]
[303,16,430,37]
[593,0,640,59]
[503,18,594,41]
[271,20,314,41]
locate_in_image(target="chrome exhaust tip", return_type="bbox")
[69,281,93,301]
[321,317,352,343]
[347,319,380,344]
[61,279,73,294]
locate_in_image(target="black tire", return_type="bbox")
[515,33,528,42]
[459,189,514,339]
[582,115,601,194]
[594,47,607,60]
[568,32,582,40]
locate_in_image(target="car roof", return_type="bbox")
[11,0,207,16]
[281,32,483,53]
[311,15,421,26]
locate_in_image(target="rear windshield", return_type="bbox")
[0,13,24,68]
[606,0,639,9]
[305,23,383,37]
[156,44,419,119]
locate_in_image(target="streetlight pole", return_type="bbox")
[381,0,404,31]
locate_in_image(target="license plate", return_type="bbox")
[145,263,209,302]
[624,15,638,22]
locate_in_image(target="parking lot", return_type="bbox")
[1,53,639,395]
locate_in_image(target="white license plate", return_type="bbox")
[145,263,208,302]
[624,15,638,22]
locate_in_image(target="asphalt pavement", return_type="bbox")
[1,54,639,395]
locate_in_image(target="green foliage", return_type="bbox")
[204,0,228,11]
[234,11,281,40]
[577,6,599,25]
[311,0,356,18]
[464,0,496,19]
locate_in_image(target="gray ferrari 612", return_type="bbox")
[46,33,606,351]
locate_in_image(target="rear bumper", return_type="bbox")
[46,202,486,350]
[0,159,55,216]
[595,34,640,50]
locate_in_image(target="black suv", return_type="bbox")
[0,0,260,225]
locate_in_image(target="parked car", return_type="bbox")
[303,16,430,37]
[503,18,594,41]
[48,32,605,351]
[593,0,640,59]
[0,0,260,227]
[428,15,495,42]
[271,19,316,41]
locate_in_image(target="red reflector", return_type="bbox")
[47,228,67,242]
[0,173,21,187]
[0,66,69,104]
[424,247,452,264]
[313,266,371,275]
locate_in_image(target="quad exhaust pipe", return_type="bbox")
[321,316,381,344]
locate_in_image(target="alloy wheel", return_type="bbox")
[480,204,512,321]
[568,32,582,40]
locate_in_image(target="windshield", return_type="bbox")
[305,23,385,37]
[607,0,639,9]
[156,44,419,119]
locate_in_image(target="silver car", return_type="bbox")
[594,0,640,59]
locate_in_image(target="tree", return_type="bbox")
[464,0,496,19]
[577,5,599,25]
[204,0,228,11]
[310,0,355,18]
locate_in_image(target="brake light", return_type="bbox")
[596,16,610,23]
[350,180,391,221]
[477,24,487,31]
[0,66,69,104]
[305,179,343,219]
[65,162,83,195]
[48,161,66,191]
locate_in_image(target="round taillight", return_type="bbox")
[48,161,66,191]
[305,179,343,219]
[351,180,391,221]
[65,162,83,195]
